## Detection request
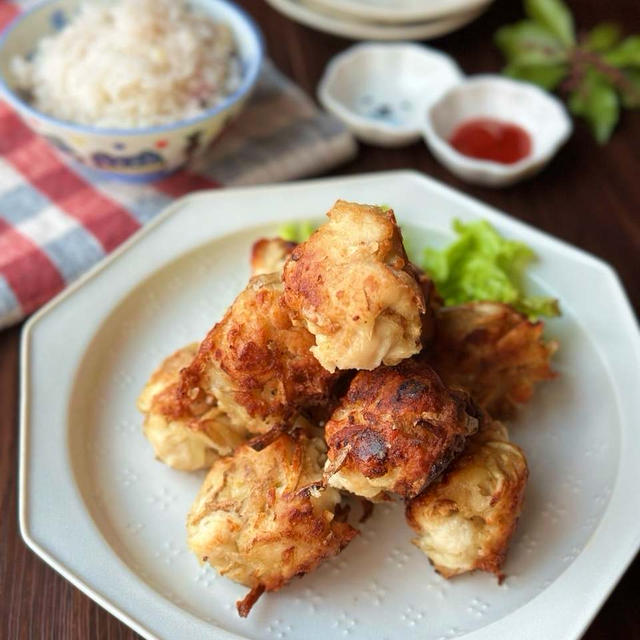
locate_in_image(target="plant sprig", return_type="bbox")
[495,0,640,143]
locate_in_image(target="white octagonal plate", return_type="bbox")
[20,171,640,640]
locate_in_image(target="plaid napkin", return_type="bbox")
[0,5,357,331]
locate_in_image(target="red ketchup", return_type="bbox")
[449,118,532,164]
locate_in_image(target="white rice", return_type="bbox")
[11,0,240,128]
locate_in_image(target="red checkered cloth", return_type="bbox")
[0,2,356,329]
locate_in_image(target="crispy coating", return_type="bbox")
[250,237,296,276]
[186,431,358,616]
[411,262,441,347]
[427,302,557,419]
[406,419,528,580]
[137,344,248,471]
[282,200,427,372]
[323,359,481,500]
[253,232,437,344]
[178,273,336,435]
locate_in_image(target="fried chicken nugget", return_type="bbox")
[324,359,481,501]
[186,431,358,616]
[178,273,336,435]
[405,419,528,580]
[283,200,427,372]
[137,344,248,471]
[428,302,557,419]
[411,262,441,347]
[250,237,296,276]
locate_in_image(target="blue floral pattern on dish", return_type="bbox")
[49,9,69,32]
[358,94,413,127]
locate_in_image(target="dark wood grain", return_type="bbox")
[1,0,639,638]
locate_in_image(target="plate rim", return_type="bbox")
[264,0,488,40]
[301,0,491,24]
[19,169,640,640]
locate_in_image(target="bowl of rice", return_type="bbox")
[0,0,263,181]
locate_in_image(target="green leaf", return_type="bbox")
[278,222,299,242]
[585,22,622,52]
[422,247,449,283]
[619,69,640,108]
[569,73,619,143]
[516,296,561,319]
[277,221,316,242]
[495,20,568,65]
[524,0,575,47]
[421,219,559,319]
[504,61,568,89]
[298,221,316,241]
[604,36,640,68]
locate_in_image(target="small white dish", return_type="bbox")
[318,43,463,147]
[265,0,487,41]
[423,75,572,187]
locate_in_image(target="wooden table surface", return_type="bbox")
[2,0,639,637]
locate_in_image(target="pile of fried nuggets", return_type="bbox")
[137,201,557,617]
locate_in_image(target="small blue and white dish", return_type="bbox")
[318,43,463,148]
[0,0,263,181]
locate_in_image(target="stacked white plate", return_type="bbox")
[265,0,494,40]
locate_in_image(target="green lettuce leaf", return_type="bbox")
[278,221,316,242]
[422,219,560,319]
[517,296,561,318]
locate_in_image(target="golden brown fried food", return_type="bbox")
[406,418,528,581]
[250,237,296,276]
[137,344,248,471]
[323,359,481,500]
[178,273,336,435]
[427,302,557,419]
[186,431,358,616]
[283,200,427,372]
[410,262,441,347]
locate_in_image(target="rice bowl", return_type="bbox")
[0,0,263,181]
[11,0,242,128]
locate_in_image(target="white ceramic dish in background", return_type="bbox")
[423,75,572,187]
[318,43,463,147]
[302,0,493,24]
[0,0,263,182]
[21,171,640,640]
[265,0,487,41]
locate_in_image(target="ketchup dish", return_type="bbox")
[423,75,572,187]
